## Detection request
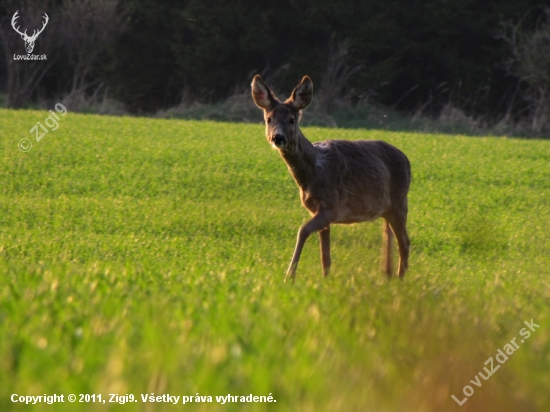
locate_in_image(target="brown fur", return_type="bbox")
[251,75,411,281]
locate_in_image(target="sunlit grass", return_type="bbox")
[1,109,549,411]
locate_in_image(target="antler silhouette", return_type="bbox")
[11,11,27,38]
[11,10,49,53]
[29,12,49,41]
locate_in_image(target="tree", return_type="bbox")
[0,0,59,108]
[499,7,550,132]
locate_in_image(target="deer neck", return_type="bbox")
[279,129,317,190]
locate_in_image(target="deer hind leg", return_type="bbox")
[386,213,409,278]
[381,219,394,277]
[319,226,331,277]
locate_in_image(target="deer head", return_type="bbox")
[11,10,49,54]
[251,75,313,152]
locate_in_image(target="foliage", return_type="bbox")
[0,0,546,120]
[498,7,550,133]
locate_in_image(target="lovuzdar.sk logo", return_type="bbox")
[11,10,48,60]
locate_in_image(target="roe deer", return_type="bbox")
[251,75,411,282]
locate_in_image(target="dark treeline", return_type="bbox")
[0,0,547,123]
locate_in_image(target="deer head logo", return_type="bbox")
[11,10,49,54]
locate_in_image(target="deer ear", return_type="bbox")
[288,76,313,110]
[251,75,275,110]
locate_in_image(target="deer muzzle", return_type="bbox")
[272,134,286,148]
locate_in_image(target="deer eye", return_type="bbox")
[266,117,272,124]
[289,118,295,125]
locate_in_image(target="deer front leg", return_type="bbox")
[319,226,331,277]
[285,210,333,283]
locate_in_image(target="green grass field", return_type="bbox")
[1,108,549,411]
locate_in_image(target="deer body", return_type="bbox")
[251,75,411,281]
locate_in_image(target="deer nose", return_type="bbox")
[272,134,286,147]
